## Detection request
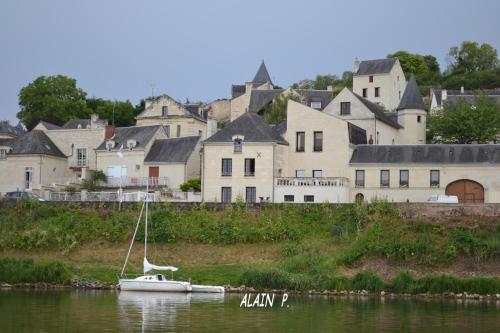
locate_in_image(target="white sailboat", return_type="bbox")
[118,192,224,293]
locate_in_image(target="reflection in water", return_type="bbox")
[118,292,224,332]
[0,290,499,333]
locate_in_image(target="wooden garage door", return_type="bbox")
[445,179,484,203]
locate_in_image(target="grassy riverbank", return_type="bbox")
[0,201,499,293]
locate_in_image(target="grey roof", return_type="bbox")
[96,125,162,150]
[356,58,397,76]
[63,119,91,129]
[350,144,500,164]
[8,130,65,157]
[231,85,246,99]
[348,123,367,145]
[204,112,288,145]
[273,121,287,135]
[0,121,19,136]
[0,138,13,147]
[248,89,284,113]
[295,89,333,111]
[145,136,200,163]
[252,61,273,84]
[445,95,500,105]
[39,121,61,130]
[397,75,425,110]
[432,88,442,105]
[352,91,402,129]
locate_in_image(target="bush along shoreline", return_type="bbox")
[1,258,499,298]
[0,200,499,298]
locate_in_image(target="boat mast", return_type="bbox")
[145,179,149,259]
[120,200,146,277]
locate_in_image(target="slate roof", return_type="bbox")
[96,125,162,150]
[8,130,65,157]
[252,61,273,84]
[63,119,91,129]
[204,112,288,145]
[356,58,397,76]
[397,75,425,110]
[248,89,284,113]
[295,89,333,111]
[350,145,500,164]
[445,95,500,105]
[0,138,13,147]
[231,85,246,99]
[273,121,287,135]
[0,121,19,136]
[144,136,200,163]
[39,121,61,130]
[348,123,367,145]
[352,91,402,129]
[431,88,500,107]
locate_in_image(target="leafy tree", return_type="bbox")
[387,51,429,77]
[263,93,300,124]
[180,178,201,192]
[442,68,500,90]
[447,41,499,74]
[17,75,89,129]
[423,55,440,73]
[86,98,141,127]
[427,95,500,143]
[312,74,337,90]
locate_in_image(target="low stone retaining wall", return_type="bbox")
[2,201,500,218]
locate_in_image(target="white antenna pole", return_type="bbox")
[121,200,146,277]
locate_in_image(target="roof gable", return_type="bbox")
[204,113,287,145]
[351,90,402,129]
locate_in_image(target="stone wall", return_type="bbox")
[2,201,500,218]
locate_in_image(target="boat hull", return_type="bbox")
[191,284,225,293]
[119,279,192,292]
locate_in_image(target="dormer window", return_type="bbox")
[310,101,322,109]
[232,135,244,153]
[106,140,115,151]
[234,138,242,153]
[77,124,82,129]
[86,124,91,129]
[127,139,137,150]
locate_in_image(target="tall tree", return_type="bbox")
[86,98,142,127]
[447,41,499,74]
[17,75,89,129]
[427,95,500,144]
[263,94,300,124]
[387,51,429,77]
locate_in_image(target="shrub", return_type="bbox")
[352,271,385,292]
[180,178,201,192]
[0,258,71,284]
[390,271,416,293]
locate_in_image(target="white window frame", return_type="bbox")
[76,148,87,167]
[310,101,322,109]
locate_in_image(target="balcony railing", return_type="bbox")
[100,176,169,188]
[276,177,349,187]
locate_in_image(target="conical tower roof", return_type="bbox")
[252,61,273,84]
[397,75,425,110]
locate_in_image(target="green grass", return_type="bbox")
[0,258,70,284]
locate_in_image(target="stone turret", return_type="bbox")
[397,75,427,144]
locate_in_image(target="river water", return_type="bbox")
[0,290,498,332]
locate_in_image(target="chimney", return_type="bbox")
[354,57,360,73]
[442,89,447,101]
[460,86,465,94]
[327,85,333,92]
[105,125,115,140]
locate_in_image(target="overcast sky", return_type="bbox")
[1,0,499,123]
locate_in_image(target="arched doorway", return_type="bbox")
[445,179,484,203]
